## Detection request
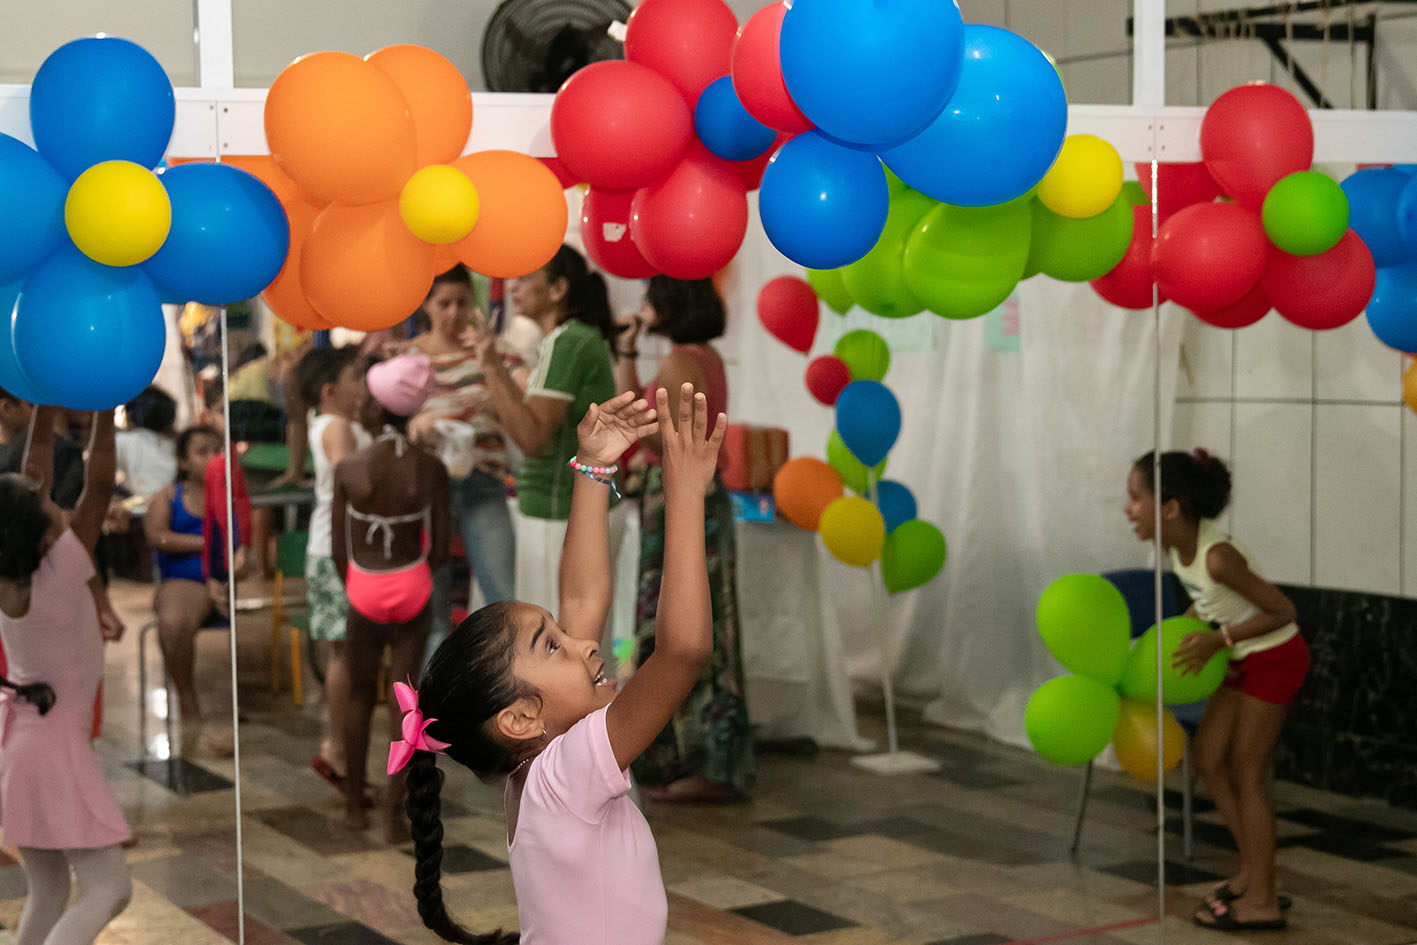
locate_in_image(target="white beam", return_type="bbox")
[1131,0,1166,108]
[193,0,236,90]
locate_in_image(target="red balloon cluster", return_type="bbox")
[1092,83,1374,332]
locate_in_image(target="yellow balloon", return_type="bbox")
[1111,699,1186,781]
[64,160,171,267]
[399,164,480,244]
[1037,134,1124,220]
[818,495,886,568]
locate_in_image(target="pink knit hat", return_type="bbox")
[367,353,433,417]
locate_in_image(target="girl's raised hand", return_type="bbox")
[1170,630,1225,676]
[576,390,657,466]
[656,383,727,495]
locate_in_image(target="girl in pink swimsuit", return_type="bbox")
[0,405,132,945]
[333,353,451,840]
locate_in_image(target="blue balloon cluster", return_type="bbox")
[1,37,289,409]
[1345,167,1417,353]
[758,13,1067,270]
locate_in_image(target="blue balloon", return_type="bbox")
[12,247,165,409]
[0,283,46,403]
[835,380,900,468]
[882,25,1066,207]
[0,135,67,284]
[780,0,964,148]
[1394,174,1417,260]
[875,479,916,533]
[145,163,290,305]
[1344,168,1412,267]
[695,77,776,163]
[29,36,175,181]
[759,132,890,270]
[1365,261,1417,354]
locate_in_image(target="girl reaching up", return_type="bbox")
[400,384,723,945]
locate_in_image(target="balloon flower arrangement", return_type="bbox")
[248,44,568,332]
[0,37,289,409]
[1024,574,1228,780]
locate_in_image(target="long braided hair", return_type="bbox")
[405,602,539,944]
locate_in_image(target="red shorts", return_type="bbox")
[1222,633,1309,706]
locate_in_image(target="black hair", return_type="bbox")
[429,265,472,292]
[543,245,615,347]
[237,342,268,367]
[1132,449,1232,522]
[0,474,51,580]
[203,377,224,411]
[296,345,362,409]
[175,425,221,482]
[0,385,22,406]
[124,385,177,435]
[405,602,537,944]
[645,276,726,344]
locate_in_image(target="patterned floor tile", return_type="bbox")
[399,842,507,874]
[126,758,234,795]
[927,935,1010,945]
[300,877,424,933]
[129,853,239,908]
[187,902,297,945]
[1279,808,1417,843]
[287,921,403,945]
[732,898,857,935]
[256,806,380,856]
[1288,832,1410,862]
[764,815,870,842]
[1096,860,1224,887]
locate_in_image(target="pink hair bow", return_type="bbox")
[387,680,452,775]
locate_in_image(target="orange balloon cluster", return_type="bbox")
[256,45,568,331]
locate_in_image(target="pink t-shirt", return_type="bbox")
[507,706,667,945]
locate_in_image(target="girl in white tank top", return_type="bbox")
[1124,449,1307,933]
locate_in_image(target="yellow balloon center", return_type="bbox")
[399,165,480,244]
[1037,134,1124,220]
[64,160,172,267]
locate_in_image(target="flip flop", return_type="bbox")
[310,756,377,809]
[1194,899,1287,932]
[1208,882,1293,911]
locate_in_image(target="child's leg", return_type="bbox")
[383,607,432,843]
[43,845,131,945]
[16,847,69,945]
[1224,696,1288,918]
[153,579,215,722]
[343,609,385,831]
[1190,687,1244,876]
[322,640,351,772]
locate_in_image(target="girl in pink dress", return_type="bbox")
[0,405,132,945]
[397,385,722,945]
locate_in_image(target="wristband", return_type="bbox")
[1219,626,1234,647]
[617,349,638,358]
[567,456,618,477]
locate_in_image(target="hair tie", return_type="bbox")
[1193,447,1211,463]
[387,679,451,775]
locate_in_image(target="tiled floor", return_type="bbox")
[4,578,1417,945]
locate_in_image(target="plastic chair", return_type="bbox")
[1070,568,1204,859]
[268,530,308,705]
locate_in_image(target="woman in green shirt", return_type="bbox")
[480,245,617,612]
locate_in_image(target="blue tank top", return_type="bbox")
[157,483,205,583]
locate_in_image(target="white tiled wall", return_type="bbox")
[1175,315,1414,598]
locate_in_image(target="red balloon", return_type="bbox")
[757,275,819,353]
[805,355,851,404]
[731,1,813,133]
[581,187,657,279]
[1192,281,1271,329]
[630,147,749,279]
[538,156,579,189]
[1091,204,1165,310]
[731,131,794,191]
[1200,83,1314,210]
[550,61,693,191]
[1135,162,1221,224]
[624,0,740,108]
[1261,229,1375,330]
[1153,203,1268,312]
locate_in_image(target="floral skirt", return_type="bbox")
[630,468,754,791]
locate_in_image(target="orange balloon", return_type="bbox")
[218,155,309,209]
[450,151,569,278]
[773,457,845,531]
[300,201,437,331]
[263,198,331,330]
[432,244,462,273]
[265,51,418,206]
[1111,700,1186,781]
[366,45,473,166]
[1404,358,1417,415]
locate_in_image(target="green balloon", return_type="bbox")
[884,166,908,196]
[1035,574,1132,686]
[1026,191,1134,282]
[1119,616,1230,705]
[826,429,885,495]
[902,197,1032,320]
[833,329,890,381]
[840,188,935,318]
[1262,171,1349,256]
[881,519,946,593]
[807,267,854,315]
[1025,675,1121,766]
[1120,180,1148,207]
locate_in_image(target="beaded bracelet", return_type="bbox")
[567,456,618,477]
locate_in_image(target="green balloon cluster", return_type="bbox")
[1119,616,1230,704]
[904,197,1032,320]
[1025,675,1122,766]
[841,189,933,318]
[1026,183,1136,282]
[881,519,946,593]
[833,329,890,382]
[807,267,853,315]
[1035,573,1131,686]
